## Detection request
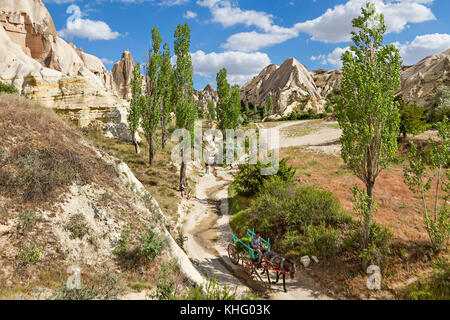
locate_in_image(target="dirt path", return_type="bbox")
[258,120,342,155]
[177,120,343,299]
[180,164,329,299]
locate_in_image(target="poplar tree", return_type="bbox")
[160,42,173,150]
[216,69,241,131]
[173,23,197,189]
[129,63,144,154]
[207,99,216,121]
[335,3,401,261]
[216,68,231,131]
[143,27,163,165]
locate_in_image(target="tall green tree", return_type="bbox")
[207,99,216,121]
[173,23,197,189]
[404,117,449,251]
[230,84,242,129]
[216,68,241,131]
[216,68,231,131]
[143,27,163,165]
[335,2,402,261]
[160,42,173,150]
[129,63,144,154]
[267,96,274,116]
[399,99,427,139]
[427,85,450,123]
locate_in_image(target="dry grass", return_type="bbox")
[0,94,117,205]
[79,124,183,227]
[280,120,340,137]
[280,145,447,299]
[0,94,187,298]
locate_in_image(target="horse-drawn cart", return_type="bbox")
[227,228,296,292]
[227,228,271,277]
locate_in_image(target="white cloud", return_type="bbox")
[310,46,349,68]
[394,33,450,65]
[183,10,198,19]
[197,0,274,31]
[191,50,271,86]
[223,29,297,52]
[101,58,114,65]
[199,0,437,52]
[43,0,77,4]
[158,0,190,5]
[58,5,121,40]
[294,0,436,43]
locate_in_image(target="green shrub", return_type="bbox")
[229,210,252,236]
[68,224,90,240]
[18,210,39,229]
[357,222,393,264]
[303,224,340,257]
[279,109,326,121]
[113,226,131,256]
[399,99,427,138]
[427,85,450,122]
[140,224,167,261]
[19,245,42,263]
[154,260,179,300]
[50,272,124,300]
[183,276,237,300]
[0,81,18,94]
[232,158,295,196]
[231,177,349,258]
[404,258,449,300]
[175,227,187,251]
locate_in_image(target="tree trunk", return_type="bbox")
[132,132,140,154]
[148,135,155,165]
[180,160,187,191]
[362,182,374,270]
[161,89,167,150]
[161,113,167,150]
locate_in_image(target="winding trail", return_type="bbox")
[179,120,337,299]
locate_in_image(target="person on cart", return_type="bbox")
[251,231,267,265]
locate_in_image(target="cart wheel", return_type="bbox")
[243,258,255,276]
[227,243,239,265]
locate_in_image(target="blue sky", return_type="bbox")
[43,0,450,90]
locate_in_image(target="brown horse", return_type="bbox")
[258,250,296,292]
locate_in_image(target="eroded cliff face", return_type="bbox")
[194,84,219,116]
[311,69,343,98]
[112,50,135,100]
[398,49,450,107]
[0,0,133,141]
[241,58,325,116]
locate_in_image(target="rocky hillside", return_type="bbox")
[311,69,343,98]
[194,84,219,115]
[243,48,449,117]
[398,48,450,107]
[241,58,324,117]
[0,0,133,140]
[0,94,203,299]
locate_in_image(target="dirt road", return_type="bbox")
[179,120,339,299]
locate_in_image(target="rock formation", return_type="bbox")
[194,83,219,115]
[398,48,450,107]
[0,0,132,141]
[311,69,343,98]
[241,58,324,116]
[243,48,450,118]
[112,49,135,100]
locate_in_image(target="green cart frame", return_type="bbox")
[227,228,271,276]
